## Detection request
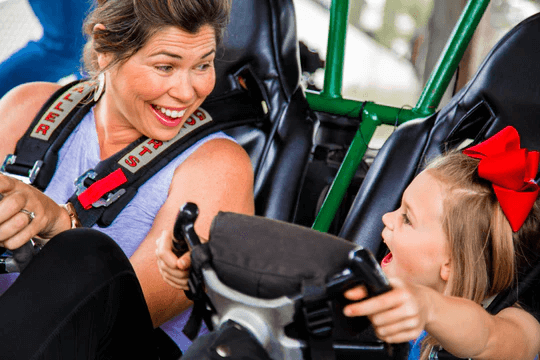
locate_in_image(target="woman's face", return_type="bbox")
[99,25,217,141]
[380,170,452,292]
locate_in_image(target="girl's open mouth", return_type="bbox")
[381,252,393,267]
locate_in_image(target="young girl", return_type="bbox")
[343,126,540,360]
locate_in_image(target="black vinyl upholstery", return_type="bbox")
[340,12,540,257]
[208,0,314,222]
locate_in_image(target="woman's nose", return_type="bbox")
[168,73,196,103]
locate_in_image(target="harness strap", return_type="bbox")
[301,278,336,360]
[2,81,97,190]
[68,107,223,227]
[2,64,269,229]
[183,243,215,340]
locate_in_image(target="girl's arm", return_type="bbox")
[131,137,255,327]
[427,296,540,360]
[344,278,540,360]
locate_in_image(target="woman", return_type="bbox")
[0,0,254,355]
[343,127,540,359]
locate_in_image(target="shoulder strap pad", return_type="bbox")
[1,80,97,190]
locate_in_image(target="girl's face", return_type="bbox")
[98,25,217,141]
[381,170,452,292]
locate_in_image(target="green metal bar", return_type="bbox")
[321,0,350,98]
[309,0,490,232]
[305,90,421,125]
[310,102,429,232]
[414,0,490,115]
[312,106,380,232]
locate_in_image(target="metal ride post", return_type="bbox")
[308,0,491,232]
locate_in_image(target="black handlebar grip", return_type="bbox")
[172,202,202,257]
[12,241,38,272]
[349,247,391,297]
[349,248,410,358]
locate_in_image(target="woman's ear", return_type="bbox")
[96,52,113,71]
[93,23,106,34]
[93,24,112,71]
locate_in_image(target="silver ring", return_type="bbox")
[20,209,35,223]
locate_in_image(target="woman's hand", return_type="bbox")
[0,174,70,249]
[343,277,430,343]
[155,230,191,290]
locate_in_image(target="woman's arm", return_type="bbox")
[0,82,61,162]
[0,82,73,247]
[344,278,540,360]
[131,137,255,327]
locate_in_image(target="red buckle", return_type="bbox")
[77,168,128,210]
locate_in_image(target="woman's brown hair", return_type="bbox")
[419,151,540,359]
[82,0,232,76]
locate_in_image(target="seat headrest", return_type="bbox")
[210,0,301,104]
[423,12,540,163]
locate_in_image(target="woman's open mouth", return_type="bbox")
[150,104,187,127]
[381,252,393,267]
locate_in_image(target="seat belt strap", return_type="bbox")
[68,107,225,227]
[302,278,336,360]
[3,64,269,228]
[1,80,97,190]
[69,65,270,228]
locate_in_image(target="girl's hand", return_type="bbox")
[0,174,70,249]
[343,277,429,343]
[155,230,191,290]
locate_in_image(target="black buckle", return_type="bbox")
[302,300,334,338]
[0,155,43,185]
[0,240,42,274]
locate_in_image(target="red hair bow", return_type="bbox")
[463,126,540,232]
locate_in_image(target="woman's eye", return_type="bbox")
[196,63,212,71]
[155,65,173,72]
[402,213,411,225]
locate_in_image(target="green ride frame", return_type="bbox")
[309,0,492,232]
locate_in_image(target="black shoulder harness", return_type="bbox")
[1,65,268,228]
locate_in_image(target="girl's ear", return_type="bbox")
[440,257,453,295]
[440,256,452,282]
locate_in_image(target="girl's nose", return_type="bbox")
[382,211,394,230]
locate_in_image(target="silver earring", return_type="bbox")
[94,72,105,102]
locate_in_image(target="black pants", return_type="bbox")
[0,228,160,360]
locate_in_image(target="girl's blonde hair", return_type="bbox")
[419,151,540,359]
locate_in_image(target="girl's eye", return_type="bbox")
[402,213,411,225]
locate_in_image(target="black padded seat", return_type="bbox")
[206,0,314,222]
[339,13,540,257]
